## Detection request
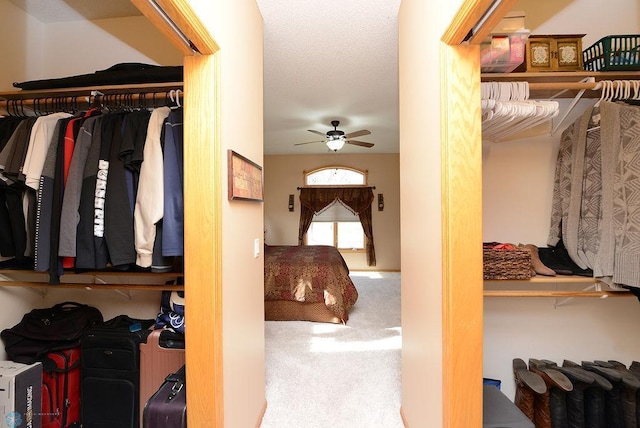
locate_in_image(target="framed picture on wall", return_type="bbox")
[227,150,264,202]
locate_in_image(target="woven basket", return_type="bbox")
[483,248,533,280]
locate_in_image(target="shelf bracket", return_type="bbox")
[26,287,48,298]
[550,77,595,135]
[553,282,605,308]
[113,289,133,300]
[93,276,133,300]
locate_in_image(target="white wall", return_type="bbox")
[41,17,182,78]
[0,0,43,91]
[483,0,640,401]
[399,0,466,425]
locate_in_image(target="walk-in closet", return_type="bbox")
[481,0,640,402]
[0,1,265,426]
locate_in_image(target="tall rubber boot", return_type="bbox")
[582,361,624,428]
[604,360,640,428]
[564,360,612,428]
[628,362,640,426]
[513,358,546,422]
[543,362,595,428]
[530,358,573,428]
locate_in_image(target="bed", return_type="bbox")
[264,245,359,324]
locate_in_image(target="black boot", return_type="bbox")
[543,360,595,428]
[583,361,625,428]
[513,358,546,423]
[530,358,573,428]
[564,360,612,428]
[604,360,640,428]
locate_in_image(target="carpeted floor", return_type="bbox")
[261,271,403,428]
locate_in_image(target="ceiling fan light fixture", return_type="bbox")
[326,138,345,151]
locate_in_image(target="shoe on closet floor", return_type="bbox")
[513,358,546,422]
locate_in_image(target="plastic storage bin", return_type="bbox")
[583,35,640,71]
[481,30,530,73]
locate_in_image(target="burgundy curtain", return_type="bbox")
[298,187,376,266]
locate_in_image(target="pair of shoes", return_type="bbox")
[513,358,546,423]
[554,240,594,277]
[528,359,573,428]
[518,244,556,276]
[593,360,640,428]
[537,247,574,275]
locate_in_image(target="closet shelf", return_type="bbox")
[481,71,640,98]
[483,276,632,298]
[0,82,184,100]
[0,270,184,291]
[483,290,629,298]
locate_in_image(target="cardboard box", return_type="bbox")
[0,361,42,428]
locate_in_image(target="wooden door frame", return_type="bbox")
[129,0,223,426]
[440,0,516,426]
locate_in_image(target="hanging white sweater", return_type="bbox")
[134,106,171,268]
[22,112,72,190]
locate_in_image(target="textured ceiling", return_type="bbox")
[7,0,401,155]
[256,0,401,155]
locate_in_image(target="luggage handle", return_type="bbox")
[52,301,89,311]
[165,382,184,403]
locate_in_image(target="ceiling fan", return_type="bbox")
[294,120,374,151]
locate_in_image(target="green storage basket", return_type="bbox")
[583,35,640,71]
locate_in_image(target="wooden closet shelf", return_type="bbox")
[483,276,632,298]
[0,270,184,291]
[481,71,640,83]
[484,275,602,284]
[481,71,640,98]
[0,82,184,100]
[0,282,184,291]
[483,290,630,298]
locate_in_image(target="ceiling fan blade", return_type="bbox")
[294,140,325,146]
[343,129,371,139]
[307,129,327,137]
[346,140,374,148]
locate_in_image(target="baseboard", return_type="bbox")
[255,400,268,428]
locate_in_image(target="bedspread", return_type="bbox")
[264,245,358,322]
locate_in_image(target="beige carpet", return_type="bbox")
[261,271,403,428]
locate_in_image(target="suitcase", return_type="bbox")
[40,348,81,428]
[81,315,154,428]
[142,365,186,428]
[139,329,185,426]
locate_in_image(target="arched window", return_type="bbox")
[302,167,369,254]
[305,166,367,186]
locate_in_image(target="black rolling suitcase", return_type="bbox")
[142,365,186,428]
[80,315,154,428]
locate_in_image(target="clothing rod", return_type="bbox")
[0,91,182,108]
[485,80,634,92]
[297,186,376,190]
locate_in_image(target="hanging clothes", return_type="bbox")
[548,100,640,288]
[1,93,184,277]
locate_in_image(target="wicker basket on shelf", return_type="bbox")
[483,248,533,280]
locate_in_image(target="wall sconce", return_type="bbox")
[378,194,384,211]
[288,194,294,212]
